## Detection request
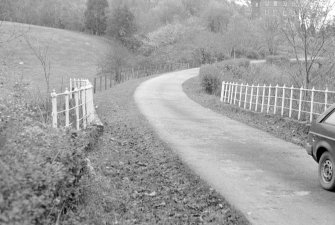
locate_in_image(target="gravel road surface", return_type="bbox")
[134,68,335,225]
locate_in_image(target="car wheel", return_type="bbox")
[319,152,335,191]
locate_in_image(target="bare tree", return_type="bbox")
[0,21,27,46]
[258,16,282,55]
[98,42,131,83]
[24,35,52,95]
[226,14,259,59]
[281,0,335,88]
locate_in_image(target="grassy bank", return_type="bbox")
[183,76,309,147]
[86,76,250,224]
[0,22,110,97]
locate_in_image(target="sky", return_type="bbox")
[229,0,335,20]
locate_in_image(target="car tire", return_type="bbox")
[319,152,335,191]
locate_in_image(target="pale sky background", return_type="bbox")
[229,0,335,20]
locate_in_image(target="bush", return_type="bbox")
[245,50,261,60]
[214,58,250,80]
[0,87,96,224]
[216,58,250,70]
[266,55,290,66]
[247,64,288,85]
[199,65,223,95]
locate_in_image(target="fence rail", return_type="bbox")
[93,62,195,93]
[51,79,95,130]
[220,81,335,122]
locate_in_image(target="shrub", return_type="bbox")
[245,50,261,60]
[216,58,250,71]
[0,85,96,224]
[0,121,90,224]
[214,58,250,80]
[247,64,288,85]
[266,55,290,66]
[199,65,223,95]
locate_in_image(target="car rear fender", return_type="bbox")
[315,141,332,162]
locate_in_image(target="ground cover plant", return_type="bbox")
[86,76,250,225]
[0,78,102,224]
[0,22,105,224]
[183,76,309,147]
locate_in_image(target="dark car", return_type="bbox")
[306,104,335,191]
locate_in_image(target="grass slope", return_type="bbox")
[89,76,250,224]
[0,22,110,95]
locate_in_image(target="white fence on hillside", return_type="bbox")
[220,81,335,122]
[51,79,95,130]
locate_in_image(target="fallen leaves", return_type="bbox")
[86,77,250,225]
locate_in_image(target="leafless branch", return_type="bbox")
[24,35,52,95]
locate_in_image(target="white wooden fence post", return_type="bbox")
[261,84,266,113]
[239,83,243,107]
[281,84,286,116]
[274,84,279,114]
[82,88,87,129]
[74,88,80,130]
[310,87,315,122]
[234,83,238,105]
[220,81,225,102]
[289,85,294,118]
[69,78,73,99]
[249,84,254,110]
[223,82,226,102]
[255,84,260,112]
[51,90,57,128]
[226,82,229,103]
[298,86,303,120]
[244,84,248,109]
[231,82,235,104]
[87,84,94,123]
[325,87,328,111]
[225,82,229,103]
[229,82,233,104]
[267,84,271,114]
[227,82,231,103]
[230,82,234,104]
[65,88,70,127]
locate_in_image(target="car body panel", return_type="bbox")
[306,104,335,162]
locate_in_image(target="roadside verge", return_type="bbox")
[182,76,310,147]
[87,75,250,224]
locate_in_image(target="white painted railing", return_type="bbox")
[51,79,95,130]
[220,81,335,122]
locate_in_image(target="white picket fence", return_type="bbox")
[51,79,95,130]
[220,81,335,122]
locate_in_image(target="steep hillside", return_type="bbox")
[0,22,110,94]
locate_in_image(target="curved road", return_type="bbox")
[134,68,335,225]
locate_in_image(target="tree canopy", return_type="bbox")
[84,0,109,35]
